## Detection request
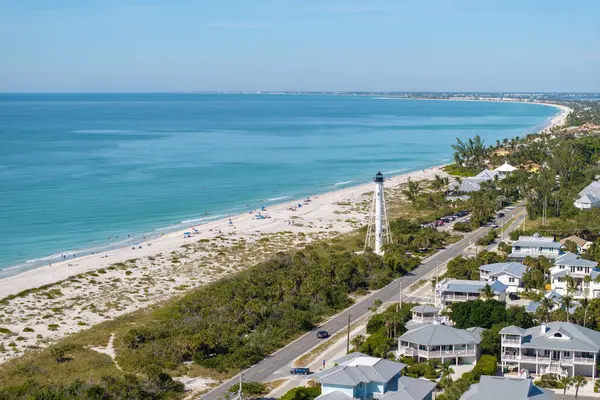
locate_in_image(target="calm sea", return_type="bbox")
[0,94,557,276]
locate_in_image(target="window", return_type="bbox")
[509,277,515,283]
[577,267,583,272]
[564,351,571,357]
[553,333,563,338]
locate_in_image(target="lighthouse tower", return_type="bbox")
[365,171,391,255]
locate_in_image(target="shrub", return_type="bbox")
[22,327,34,333]
[280,386,321,400]
[228,381,267,396]
[472,355,497,380]
[453,222,473,232]
[535,374,560,388]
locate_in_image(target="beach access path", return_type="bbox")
[202,203,526,399]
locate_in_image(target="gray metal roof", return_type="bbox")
[315,391,353,400]
[440,279,507,294]
[555,252,598,267]
[380,376,436,400]
[579,181,600,200]
[460,376,552,400]
[550,269,570,278]
[525,301,540,313]
[466,327,485,341]
[332,352,370,365]
[479,262,527,279]
[411,305,440,314]
[399,323,481,346]
[315,356,406,386]
[511,238,562,249]
[520,322,600,352]
[500,326,526,335]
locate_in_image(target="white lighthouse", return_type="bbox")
[365,171,391,255]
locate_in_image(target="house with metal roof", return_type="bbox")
[479,262,527,293]
[550,252,600,298]
[493,162,517,177]
[524,290,563,314]
[397,322,483,365]
[435,278,507,310]
[404,305,444,330]
[460,376,552,400]
[574,180,600,209]
[508,233,562,261]
[500,322,600,378]
[314,353,435,400]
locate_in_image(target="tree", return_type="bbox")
[440,360,455,378]
[559,376,574,400]
[579,297,590,328]
[572,375,587,400]
[480,284,495,300]
[351,335,365,350]
[403,178,421,207]
[561,296,574,322]
[564,240,579,254]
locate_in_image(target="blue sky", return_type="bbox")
[1,0,599,92]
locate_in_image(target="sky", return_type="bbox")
[1,0,599,92]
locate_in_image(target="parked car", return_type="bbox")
[290,367,312,375]
[509,292,520,300]
[316,330,329,339]
[496,212,505,218]
[491,223,499,228]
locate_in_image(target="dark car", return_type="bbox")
[509,292,520,300]
[316,330,329,339]
[496,212,505,218]
[290,367,311,375]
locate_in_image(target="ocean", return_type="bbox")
[0,94,557,276]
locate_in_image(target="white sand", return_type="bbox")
[0,166,445,363]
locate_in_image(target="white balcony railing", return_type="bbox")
[502,354,550,363]
[398,347,476,358]
[574,357,596,365]
[502,339,522,346]
[541,365,568,377]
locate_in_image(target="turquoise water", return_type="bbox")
[0,94,557,276]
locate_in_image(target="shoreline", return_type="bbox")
[0,99,569,364]
[0,99,569,294]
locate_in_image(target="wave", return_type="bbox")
[180,215,224,224]
[334,180,354,186]
[74,129,138,134]
[383,169,407,174]
[267,196,290,202]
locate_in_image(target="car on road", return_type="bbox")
[491,223,499,228]
[316,330,329,339]
[290,367,311,375]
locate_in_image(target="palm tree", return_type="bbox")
[480,284,495,300]
[561,295,574,322]
[572,375,587,400]
[440,360,455,378]
[559,376,573,400]
[579,297,590,328]
[540,296,554,319]
[403,178,421,207]
[565,276,577,296]
[351,334,365,350]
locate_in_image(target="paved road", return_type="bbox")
[203,205,525,399]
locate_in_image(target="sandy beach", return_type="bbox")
[0,100,571,364]
[0,165,446,363]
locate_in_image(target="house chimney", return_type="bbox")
[541,323,546,334]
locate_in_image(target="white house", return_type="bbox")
[574,180,600,209]
[314,353,435,400]
[508,233,562,261]
[435,278,507,310]
[525,290,564,314]
[500,322,600,378]
[460,376,552,400]
[397,322,483,365]
[550,252,600,298]
[405,305,443,330]
[479,262,527,293]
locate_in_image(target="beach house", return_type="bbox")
[314,353,435,400]
[397,322,483,365]
[460,376,552,400]
[405,305,442,330]
[451,163,516,194]
[507,233,562,261]
[479,262,527,293]
[559,235,592,254]
[435,278,507,310]
[550,252,600,298]
[500,322,600,378]
[574,180,600,209]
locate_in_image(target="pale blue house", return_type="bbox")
[314,353,435,400]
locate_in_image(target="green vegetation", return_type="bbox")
[280,385,321,400]
[227,381,267,397]
[450,300,534,330]
[361,303,417,358]
[443,164,479,177]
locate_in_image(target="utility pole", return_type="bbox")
[398,279,403,311]
[346,314,351,354]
